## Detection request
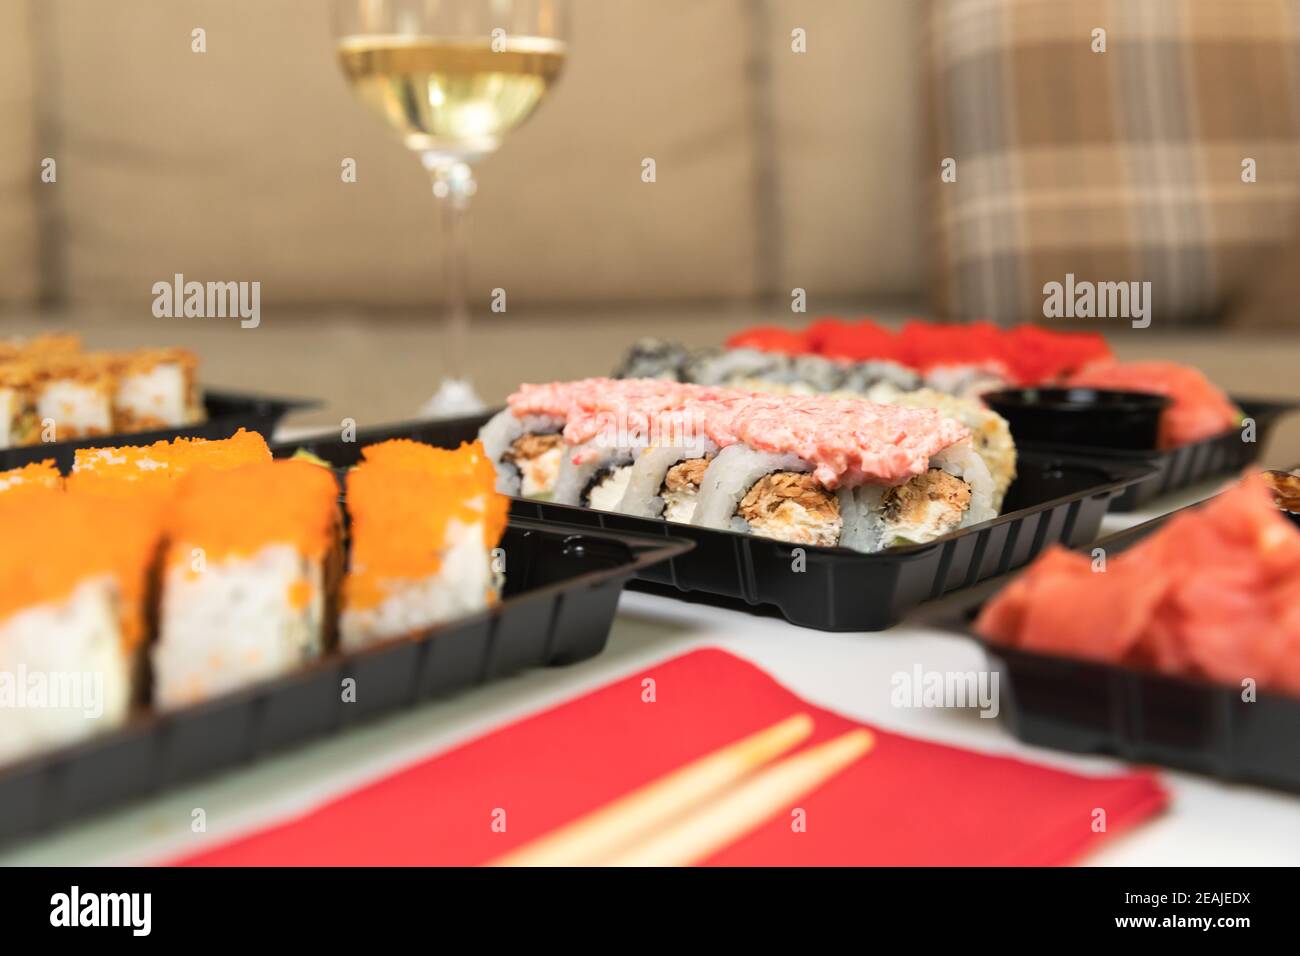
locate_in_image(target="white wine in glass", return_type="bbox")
[333,2,569,416]
[337,35,566,163]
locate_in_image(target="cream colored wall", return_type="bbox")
[0,1,39,304]
[0,0,924,310]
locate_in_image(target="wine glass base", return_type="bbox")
[420,378,488,419]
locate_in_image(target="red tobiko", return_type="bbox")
[724,325,811,355]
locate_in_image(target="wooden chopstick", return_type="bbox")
[491,713,814,867]
[601,728,874,867]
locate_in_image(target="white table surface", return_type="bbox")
[3,477,1297,867]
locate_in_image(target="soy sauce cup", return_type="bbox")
[983,387,1170,451]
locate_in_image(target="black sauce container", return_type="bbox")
[983,387,1169,451]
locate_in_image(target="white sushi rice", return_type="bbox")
[0,577,130,764]
[153,544,325,710]
[615,440,717,520]
[478,409,565,496]
[836,485,879,551]
[37,380,112,436]
[339,518,497,651]
[115,361,189,427]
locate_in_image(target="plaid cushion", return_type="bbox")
[925,0,1300,326]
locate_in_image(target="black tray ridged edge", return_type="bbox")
[0,388,320,472]
[271,418,1155,632]
[0,519,693,846]
[953,510,1300,794]
[1014,395,1300,512]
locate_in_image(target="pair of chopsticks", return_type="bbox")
[490,714,873,867]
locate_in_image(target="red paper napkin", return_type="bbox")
[171,648,1167,866]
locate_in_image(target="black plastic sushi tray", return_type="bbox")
[931,513,1300,793]
[275,413,1155,632]
[0,388,317,472]
[1018,396,1300,512]
[0,519,691,845]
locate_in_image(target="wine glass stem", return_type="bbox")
[425,158,476,383]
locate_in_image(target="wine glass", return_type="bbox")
[333,0,569,416]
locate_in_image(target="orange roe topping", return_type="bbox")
[0,460,62,495]
[166,460,339,565]
[166,428,270,473]
[287,577,313,610]
[71,440,173,480]
[70,428,271,483]
[343,440,508,612]
[66,469,176,518]
[0,492,163,650]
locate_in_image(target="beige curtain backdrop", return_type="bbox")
[0,1,38,304]
[0,0,926,312]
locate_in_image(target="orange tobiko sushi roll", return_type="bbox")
[341,440,508,650]
[152,459,340,709]
[0,492,162,763]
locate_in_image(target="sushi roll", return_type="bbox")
[340,440,508,650]
[611,391,748,521]
[839,442,997,551]
[788,354,848,393]
[111,347,204,431]
[1,338,206,446]
[0,492,161,763]
[553,441,638,509]
[1263,469,1300,516]
[0,460,62,496]
[614,338,689,380]
[479,408,566,498]
[152,460,341,709]
[477,379,597,497]
[694,445,845,547]
[0,362,38,449]
[551,384,745,511]
[839,359,921,394]
[690,396,993,551]
[683,347,792,388]
[864,386,1017,510]
[478,378,704,499]
[922,363,1008,399]
[31,354,115,441]
[616,440,718,522]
